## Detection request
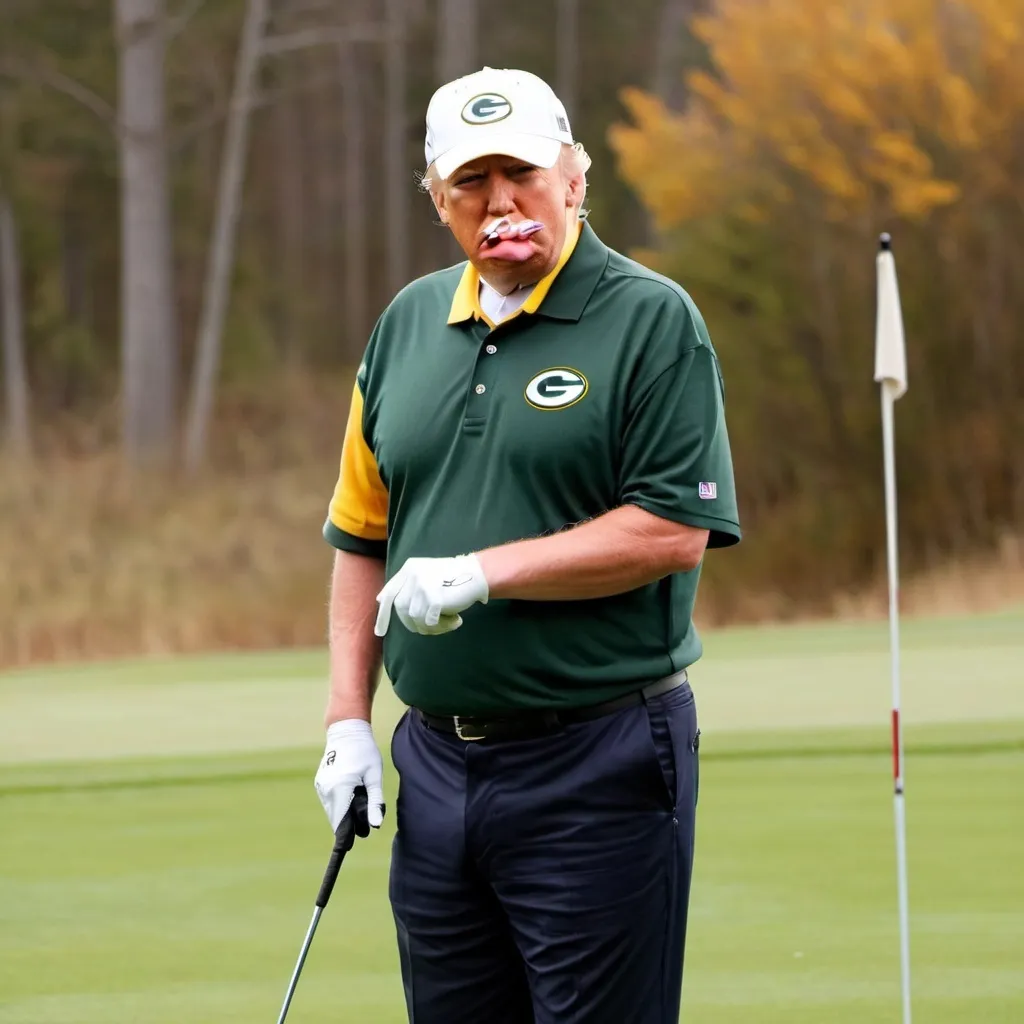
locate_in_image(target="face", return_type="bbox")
[432,152,583,291]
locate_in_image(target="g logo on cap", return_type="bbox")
[462,93,512,125]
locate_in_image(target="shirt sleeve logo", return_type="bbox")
[698,481,718,499]
[524,367,589,410]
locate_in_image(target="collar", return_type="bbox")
[447,218,605,327]
[478,278,533,323]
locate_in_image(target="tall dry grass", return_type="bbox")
[832,534,1024,621]
[2,371,352,670]
[1,452,340,667]
[2,370,1021,671]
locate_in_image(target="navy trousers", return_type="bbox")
[388,681,700,1024]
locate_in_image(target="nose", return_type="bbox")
[485,177,516,217]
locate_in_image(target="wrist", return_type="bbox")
[473,546,516,599]
[325,701,371,730]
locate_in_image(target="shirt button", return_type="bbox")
[475,384,486,395]
[485,344,497,355]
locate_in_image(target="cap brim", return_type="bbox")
[434,135,562,181]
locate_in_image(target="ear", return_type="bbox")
[431,187,450,226]
[565,168,584,209]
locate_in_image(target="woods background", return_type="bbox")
[1,0,1022,668]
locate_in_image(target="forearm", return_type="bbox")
[325,550,386,726]
[477,505,709,601]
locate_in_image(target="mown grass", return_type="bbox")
[1,730,1021,1023]
[1,611,1022,1022]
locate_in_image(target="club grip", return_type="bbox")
[315,786,364,908]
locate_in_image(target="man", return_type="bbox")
[314,66,740,1023]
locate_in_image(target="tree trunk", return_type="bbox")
[556,0,578,121]
[271,60,305,363]
[307,44,342,334]
[385,0,411,294]
[436,0,478,83]
[0,192,31,457]
[340,38,369,356]
[182,0,270,473]
[115,0,179,463]
[652,0,695,111]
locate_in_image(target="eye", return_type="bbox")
[510,165,536,176]
[454,172,484,186]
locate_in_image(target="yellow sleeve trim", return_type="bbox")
[327,383,388,541]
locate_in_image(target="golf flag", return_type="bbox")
[875,234,908,399]
[875,231,913,1024]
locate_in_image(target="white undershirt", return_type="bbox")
[478,277,535,324]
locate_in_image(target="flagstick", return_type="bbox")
[881,378,912,1024]
[875,232,912,1021]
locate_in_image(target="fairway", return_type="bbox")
[2,610,1023,1022]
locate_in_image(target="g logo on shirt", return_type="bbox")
[525,368,589,410]
[461,94,513,124]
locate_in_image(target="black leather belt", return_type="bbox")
[416,669,689,742]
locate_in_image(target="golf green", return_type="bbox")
[1,610,1022,1022]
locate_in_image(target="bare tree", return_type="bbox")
[556,0,578,121]
[183,0,270,473]
[115,0,179,463]
[385,0,411,294]
[0,190,30,456]
[652,0,695,111]
[270,57,305,360]
[436,0,478,83]
[339,36,369,349]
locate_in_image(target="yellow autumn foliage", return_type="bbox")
[609,0,1024,225]
[607,0,1024,606]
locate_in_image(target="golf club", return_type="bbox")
[275,786,371,1023]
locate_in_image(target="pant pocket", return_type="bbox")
[645,700,678,810]
[645,684,698,811]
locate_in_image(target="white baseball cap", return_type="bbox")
[425,67,574,181]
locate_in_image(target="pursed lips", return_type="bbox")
[480,217,544,249]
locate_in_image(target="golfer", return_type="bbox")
[314,66,741,1023]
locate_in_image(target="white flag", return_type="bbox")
[875,234,908,399]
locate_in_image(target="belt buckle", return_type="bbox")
[453,716,485,742]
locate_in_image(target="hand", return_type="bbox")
[314,719,385,832]
[374,553,489,637]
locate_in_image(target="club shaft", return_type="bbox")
[276,905,323,1024]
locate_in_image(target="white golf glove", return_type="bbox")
[314,719,385,832]
[374,553,489,637]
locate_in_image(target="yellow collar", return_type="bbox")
[447,219,583,328]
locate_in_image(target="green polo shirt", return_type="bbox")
[324,220,740,715]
